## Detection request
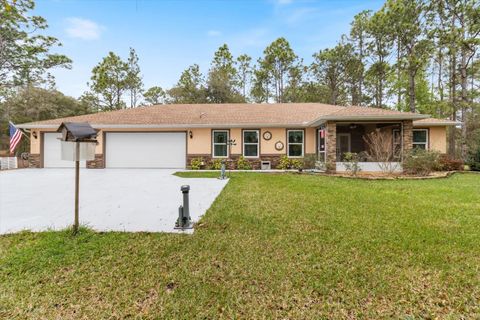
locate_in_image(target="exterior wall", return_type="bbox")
[30,130,41,154]
[30,123,447,170]
[416,126,447,153]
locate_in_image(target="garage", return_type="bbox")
[105,132,186,168]
[43,132,86,168]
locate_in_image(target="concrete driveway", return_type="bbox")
[0,169,228,234]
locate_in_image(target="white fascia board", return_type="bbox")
[413,121,459,127]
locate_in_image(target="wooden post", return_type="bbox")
[74,142,80,234]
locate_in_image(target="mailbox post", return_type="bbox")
[57,122,98,234]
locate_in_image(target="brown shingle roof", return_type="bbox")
[18,103,431,128]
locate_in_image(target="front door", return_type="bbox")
[336,133,351,160]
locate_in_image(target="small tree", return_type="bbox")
[363,129,399,174]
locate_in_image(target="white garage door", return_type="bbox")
[105,132,186,168]
[43,133,86,168]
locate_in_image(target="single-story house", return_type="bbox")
[17,103,457,172]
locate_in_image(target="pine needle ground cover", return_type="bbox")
[1,173,479,319]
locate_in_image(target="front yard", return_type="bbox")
[1,173,479,318]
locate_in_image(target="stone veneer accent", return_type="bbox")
[86,154,105,169]
[28,153,41,168]
[187,153,312,170]
[402,120,413,156]
[326,121,337,172]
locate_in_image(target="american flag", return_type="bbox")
[9,122,22,155]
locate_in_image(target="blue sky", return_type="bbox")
[35,0,384,98]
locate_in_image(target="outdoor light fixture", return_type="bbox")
[189,130,193,139]
[32,131,38,139]
[349,124,357,130]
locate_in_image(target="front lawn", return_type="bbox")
[1,173,479,318]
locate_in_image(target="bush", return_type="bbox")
[190,157,204,170]
[290,159,303,170]
[277,155,291,170]
[343,152,361,176]
[276,155,303,170]
[236,156,252,170]
[402,149,440,176]
[209,159,223,170]
[303,154,317,170]
[467,148,480,171]
[438,155,463,171]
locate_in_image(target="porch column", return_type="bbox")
[326,121,337,172]
[402,120,413,157]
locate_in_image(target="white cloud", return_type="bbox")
[65,17,103,40]
[207,30,222,37]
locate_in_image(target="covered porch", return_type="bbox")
[317,120,413,172]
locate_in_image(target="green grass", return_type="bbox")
[1,173,480,319]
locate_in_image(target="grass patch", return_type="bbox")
[1,173,479,318]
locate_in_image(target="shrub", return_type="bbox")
[303,154,317,170]
[467,148,480,171]
[276,155,303,170]
[290,159,303,170]
[363,129,398,174]
[438,155,464,171]
[277,155,291,170]
[236,156,252,170]
[402,149,440,176]
[343,152,361,176]
[209,159,223,170]
[190,157,203,170]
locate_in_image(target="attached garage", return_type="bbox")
[43,133,86,168]
[105,132,186,168]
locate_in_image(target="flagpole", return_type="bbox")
[9,121,30,140]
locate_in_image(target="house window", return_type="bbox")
[287,130,304,157]
[212,130,229,157]
[413,129,428,150]
[243,130,259,158]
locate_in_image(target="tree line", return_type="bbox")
[1,0,479,161]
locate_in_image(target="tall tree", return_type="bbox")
[236,54,252,101]
[125,48,143,108]
[311,42,360,106]
[365,8,394,108]
[168,64,207,104]
[251,59,271,103]
[143,86,166,105]
[4,86,92,125]
[262,37,299,103]
[350,10,372,105]
[454,0,479,159]
[0,0,71,91]
[386,0,432,113]
[89,52,129,110]
[206,44,243,103]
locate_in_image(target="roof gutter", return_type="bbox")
[307,114,429,127]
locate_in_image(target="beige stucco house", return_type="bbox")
[18,103,456,172]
